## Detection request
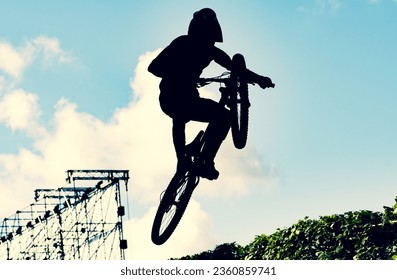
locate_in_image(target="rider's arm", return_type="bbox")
[213,47,274,89]
[213,47,232,70]
[245,69,274,89]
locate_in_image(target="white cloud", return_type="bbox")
[29,36,73,66]
[0,49,278,259]
[327,0,341,11]
[0,42,26,80]
[298,0,341,15]
[0,36,72,81]
[125,199,215,260]
[0,76,5,91]
[0,89,46,138]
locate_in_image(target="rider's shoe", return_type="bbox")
[198,161,219,180]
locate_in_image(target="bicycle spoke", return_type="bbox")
[151,170,199,245]
[159,207,176,234]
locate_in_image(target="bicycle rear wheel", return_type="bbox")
[151,169,199,245]
[230,53,249,149]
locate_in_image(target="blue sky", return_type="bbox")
[1,0,397,259]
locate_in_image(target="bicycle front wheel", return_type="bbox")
[230,53,249,149]
[151,170,199,245]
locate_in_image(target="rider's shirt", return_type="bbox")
[150,35,217,104]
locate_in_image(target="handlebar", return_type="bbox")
[197,75,275,89]
[197,72,230,87]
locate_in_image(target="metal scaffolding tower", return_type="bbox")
[0,170,130,260]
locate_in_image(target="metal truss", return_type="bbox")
[0,170,130,260]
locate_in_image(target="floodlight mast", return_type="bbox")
[0,169,130,260]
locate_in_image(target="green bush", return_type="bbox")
[246,197,397,260]
[173,196,397,260]
[175,242,245,260]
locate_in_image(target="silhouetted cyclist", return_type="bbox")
[148,8,273,180]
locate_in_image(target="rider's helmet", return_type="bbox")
[188,8,223,43]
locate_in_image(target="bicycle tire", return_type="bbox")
[151,169,199,245]
[230,53,250,149]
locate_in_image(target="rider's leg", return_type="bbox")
[161,90,230,179]
[159,89,191,172]
[172,118,187,171]
[200,112,230,179]
[172,118,186,159]
[188,98,231,179]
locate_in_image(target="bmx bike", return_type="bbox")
[151,54,274,245]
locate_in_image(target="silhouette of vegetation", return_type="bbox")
[173,242,245,260]
[173,196,397,260]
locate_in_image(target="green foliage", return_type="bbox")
[173,196,397,260]
[174,242,245,260]
[247,196,397,260]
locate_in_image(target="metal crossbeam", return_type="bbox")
[66,170,129,185]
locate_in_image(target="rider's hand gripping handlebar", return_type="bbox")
[257,76,275,89]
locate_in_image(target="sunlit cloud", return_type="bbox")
[0,76,6,92]
[126,199,215,260]
[31,36,73,65]
[0,36,73,81]
[298,0,341,15]
[0,89,46,138]
[0,41,26,80]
